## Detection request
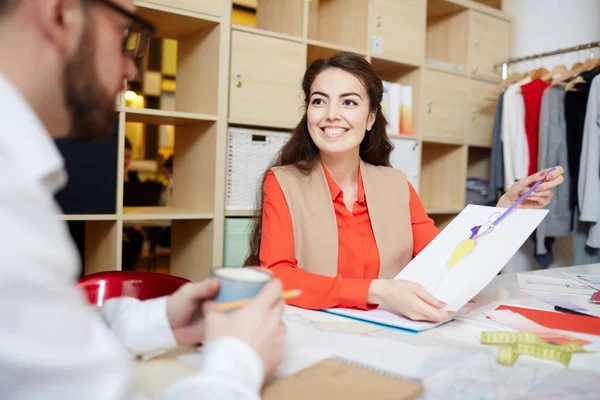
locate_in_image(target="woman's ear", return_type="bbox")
[367,109,377,131]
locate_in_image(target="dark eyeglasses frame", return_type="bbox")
[94,0,157,60]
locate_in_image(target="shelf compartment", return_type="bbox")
[421,69,468,141]
[420,142,467,210]
[368,0,426,66]
[426,0,469,73]
[229,30,306,128]
[371,60,421,137]
[254,0,305,38]
[307,40,367,66]
[467,80,497,147]
[308,0,368,52]
[467,146,491,180]
[84,220,120,275]
[136,2,220,38]
[171,219,215,280]
[129,5,220,116]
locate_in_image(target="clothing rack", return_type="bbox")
[494,41,600,80]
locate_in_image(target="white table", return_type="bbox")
[133,264,600,399]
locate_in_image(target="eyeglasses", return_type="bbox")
[94,0,157,60]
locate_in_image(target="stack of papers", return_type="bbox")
[517,272,600,318]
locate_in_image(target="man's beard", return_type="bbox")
[64,25,117,141]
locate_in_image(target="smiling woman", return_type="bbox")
[244,52,564,323]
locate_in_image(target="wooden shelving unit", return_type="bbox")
[62,0,513,278]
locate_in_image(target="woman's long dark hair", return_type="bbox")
[244,52,394,266]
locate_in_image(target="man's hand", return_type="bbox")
[166,279,220,345]
[203,280,286,378]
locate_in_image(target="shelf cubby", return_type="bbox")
[308,0,369,52]
[420,142,467,210]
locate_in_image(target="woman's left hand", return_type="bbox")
[497,166,564,209]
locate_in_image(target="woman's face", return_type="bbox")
[307,68,376,158]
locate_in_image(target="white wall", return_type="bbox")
[503,0,600,73]
[499,0,600,274]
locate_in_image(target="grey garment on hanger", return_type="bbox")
[488,91,505,204]
[577,75,600,248]
[573,208,600,265]
[535,86,572,255]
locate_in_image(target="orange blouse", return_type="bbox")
[259,166,440,310]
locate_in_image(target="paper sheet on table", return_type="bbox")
[327,205,548,330]
[517,273,597,296]
[562,273,600,290]
[526,292,600,318]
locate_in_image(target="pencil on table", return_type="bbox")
[214,289,303,312]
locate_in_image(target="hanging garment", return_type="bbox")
[521,78,551,175]
[488,91,506,204]
[565,66,600,210]
[502,77,531,190]
[535,85,572,259]
[577,74,600,248]
[573,208,600,265]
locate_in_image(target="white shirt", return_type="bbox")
[501,77,531,190]
[0,73,263,399]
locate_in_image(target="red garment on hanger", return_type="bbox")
[521,78,550,175]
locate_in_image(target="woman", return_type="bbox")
[245,52,563,322]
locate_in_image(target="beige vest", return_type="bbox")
[271,159,413,279]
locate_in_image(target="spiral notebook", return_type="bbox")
[262,357,424,400]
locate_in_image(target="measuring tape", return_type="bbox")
[481,332,591,367]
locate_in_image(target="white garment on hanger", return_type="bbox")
[501,77,531,190]
[578,75,600,248]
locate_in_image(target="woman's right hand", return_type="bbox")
[367,279,452,322]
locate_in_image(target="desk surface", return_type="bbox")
[133,264,600,399]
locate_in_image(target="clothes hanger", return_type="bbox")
[489,71,523,97]
[541,59,568,82]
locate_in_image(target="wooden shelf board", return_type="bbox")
[228,118,296,131]
[122,207,214,220]
[225,210,255,217]
[232,24,305,44]
[388,134,421,142]
[124,108,217,125]
[371,55,422,73]
[307,39,367,57]
[422,136,465,146]
[135,1,219,39]
[470,74,502,84]
[467,142,492,149]
[58,214,118,221]
[427,0,469,18]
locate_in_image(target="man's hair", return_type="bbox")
[0,0,16,15]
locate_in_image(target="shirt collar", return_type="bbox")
[321,161,366,204]
[0,73,67,194]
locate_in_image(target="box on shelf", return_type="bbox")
[224,217,253,267]
[382,81,413,135]
[226,127,291,211]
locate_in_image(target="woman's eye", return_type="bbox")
[343,99,358,106]
[312,98,325,105]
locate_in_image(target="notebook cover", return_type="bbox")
[496,305,600,335]
[262,358,424,400]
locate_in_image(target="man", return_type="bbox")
[0,1,285,399]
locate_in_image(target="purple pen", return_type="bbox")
[492,166,557,227]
